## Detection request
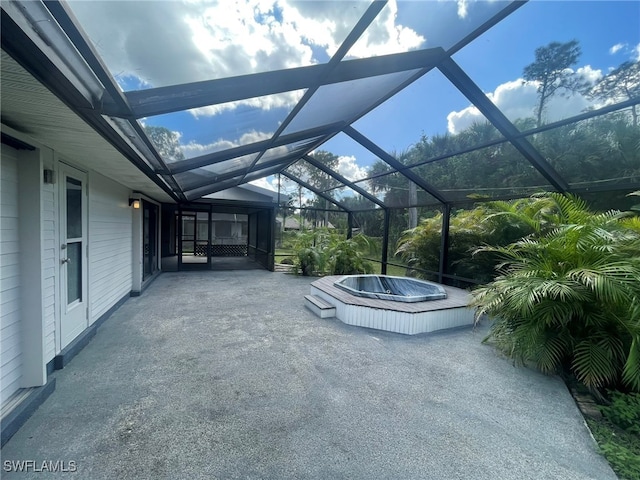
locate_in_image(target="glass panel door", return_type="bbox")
[59,165,88,350]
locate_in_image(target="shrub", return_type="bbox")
[289,228,373,276]
[395,199,542,282]
[600,391,640,435]
[588,415,640,480]
[470,193,640,392]
[327,235,373,275]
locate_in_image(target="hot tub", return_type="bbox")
[334,275,447,303]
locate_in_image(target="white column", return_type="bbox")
[131,195,143,294]
[19,148,47,387]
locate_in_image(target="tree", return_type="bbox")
[588,61,640,127]
[523,40,588,127]
[368,148,419,229]
[306,151,341,228]
[143,125,185,162]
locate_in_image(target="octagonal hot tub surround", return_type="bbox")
[334,275,447,303]
[307,275,475,335]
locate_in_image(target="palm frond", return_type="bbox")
[622,338,640,392]
[573,340,618,389]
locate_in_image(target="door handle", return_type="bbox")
[61,258,71,264]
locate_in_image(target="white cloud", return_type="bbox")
[347,0,425,58]
[610,43,626,55]
[608,42,640,62]
[180,130,272,159]
[336,155,368,182]
[68,0,425,117]
[249,176,279,192]
[188,90,305,118]
[447,79,538,133]
[447,66,603,134]
[457,0,469,19]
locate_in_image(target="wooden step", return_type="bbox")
[304,294,336,318]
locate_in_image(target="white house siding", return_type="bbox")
[42,153,56,362]
[0,144,22,405]
[88,172,132,323]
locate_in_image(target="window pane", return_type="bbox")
[67,242,82,304]
[282,70,421,136]
[66,177,82,239]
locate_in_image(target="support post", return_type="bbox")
[381,209,390,275]
[439,204,451,284]
[347,212,353,239]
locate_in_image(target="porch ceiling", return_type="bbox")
[0,51,174,203]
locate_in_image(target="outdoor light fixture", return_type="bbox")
[129,198,140,209]
[43,169,56,184]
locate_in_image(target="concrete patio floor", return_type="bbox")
[1,271,615,479]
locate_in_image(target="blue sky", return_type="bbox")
[68,0,640,190]
[344,1,640,156]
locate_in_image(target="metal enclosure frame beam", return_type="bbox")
[123,49,446,119]
[344,126,449,204]
[1,1,182,201]
[381,209,391,275]
[238,1,388,186]
[302,155,386,209]
[280,172,353,213]
[438,204,451,284]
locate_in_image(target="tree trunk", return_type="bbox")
[536,80,549,128]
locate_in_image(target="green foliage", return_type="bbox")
[289,228,373,276]
[470,193,640,392]
[290,229,327,276]
[328,234,374,275]
[367,97,638,210]
[600,391,640,435]
[588,417,640,480]
[395,199,543,282]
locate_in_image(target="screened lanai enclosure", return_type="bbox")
[2,0,638,281]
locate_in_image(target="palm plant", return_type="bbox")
[471,193,640,392]
[326,234,374,275]
[291,228,330,276]
[290,229,373,276]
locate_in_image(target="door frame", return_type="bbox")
[177,207,211,270]
[142,200,159,281]
[57,162,89,351]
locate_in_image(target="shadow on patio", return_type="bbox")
[1,271,615,480]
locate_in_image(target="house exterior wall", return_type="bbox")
[87,171,132,323]
[0,127,146,414]
[1,144,23,405]
[42,150,57,362]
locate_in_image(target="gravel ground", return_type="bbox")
[1,270,615,480]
